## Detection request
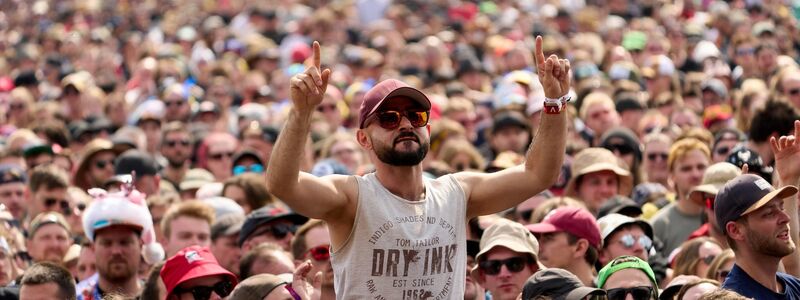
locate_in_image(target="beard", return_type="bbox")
[98,256,137,283]
[746,226,795,257]
[166,154,189,168]
[373,132,429,166]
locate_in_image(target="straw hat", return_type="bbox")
[564,148,633,197]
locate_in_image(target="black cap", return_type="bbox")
[715,174,798,235]
[491,110,530,134]
[232,150,265,167]
[726,146,773,183]
[0,165,26,185]
[522,268,605,300]
[114,150,159,176]
[598,195,642,218]
[467,239,480,258]
[211,214,245,241]
[238,204,308,246]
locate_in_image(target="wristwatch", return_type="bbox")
[544,95,571,114]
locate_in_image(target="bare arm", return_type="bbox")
[462,36,569,218]
[266,42,351,221]
[773,120,800,277]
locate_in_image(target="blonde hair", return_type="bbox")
[672,237,721,277]
[705,249,735,279]
[529,197,587,224]
[667,138,710,171]
[438,139,486,171]
[160,201,215,238]
[579,92,614,120]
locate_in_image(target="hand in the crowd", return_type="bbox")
[771,120,800,184]
[292,260,322,300]
[534,35,571,99]
[289,41,331,114]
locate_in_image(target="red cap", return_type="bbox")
[160,246,237,298]
[526,207,602,249]
[0,77,14,93]
[358,79,431,129]
[291,44,312,64]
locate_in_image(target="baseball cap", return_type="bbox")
[596,255,658,296]
[160,246,238,299]
[715,174,798,234]
[29,212,71,238]
[526,206,602,249]
[180,169,216,191]
[211,213,245,242]
[622,31,647,51]
[726,146,773,182]
[238,204,309,246]
[491,110,531,134]
[471,218,541,279]
[358,79,431,129]
[115,150,159,177]
[0,165,26,185]
[598,195,643,218]
[702,105,733,129]
[688,162,741,205]
[229,274,288,300]
[597,213,653,242]
[522,268,606,300]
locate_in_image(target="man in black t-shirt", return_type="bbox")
[715,121,800,299]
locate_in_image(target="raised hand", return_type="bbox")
[290,41,332,113]
[291,260,322,300]
[534,35,571,99]
[771,120,800,184]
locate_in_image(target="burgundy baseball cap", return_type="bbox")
[160,246,238,298]
[526,207,602,249]
[358,79,431,129]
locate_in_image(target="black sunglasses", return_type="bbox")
[518,209,533,222]
[173,280,233,300]
[93,159,114,169]
[646,152,668,161]
[606,143,635,155]
[715,146,731,156]
[252,223,297,240]
[717,269,731,280]
[209,152,234,160]
[368,110,429,130]
[789,88,800,96]
[479,257,531,275]
[165,139,191,147]
[44,198,71,215]
[607,286,654,300]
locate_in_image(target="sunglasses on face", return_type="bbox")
[233,164,264,176]
[173,280,233,300]
[618,234,653,251]
[307,244,331,261]
[93,159,114,170]
[368,110,429,130]
[208,152,234,160]
[788,88,800,96]
[518,209,533,222]
[606,143,635,155]
[646,152,668,161]
[715,146,732,156]
[479,256,531,275]
[606,286,654,300]
[252,223,297,240]
[165,139,191,148]
[316,104,337,112]
[44,198,71,214]
[701,254,717,265]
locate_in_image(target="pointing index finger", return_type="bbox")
[535,36,545,70]
[313,41,321,69]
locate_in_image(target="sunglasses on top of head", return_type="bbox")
[368,110,429,130]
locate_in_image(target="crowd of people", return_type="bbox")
[0,0,799,299]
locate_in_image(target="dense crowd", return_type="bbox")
[0,0,799,299]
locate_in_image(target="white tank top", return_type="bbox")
[331,173,467,300]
